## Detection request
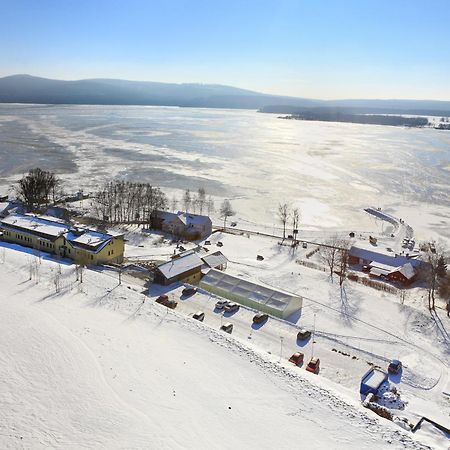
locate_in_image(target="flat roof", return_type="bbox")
[361,368,387,389]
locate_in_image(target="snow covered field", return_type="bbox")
[1,225,449,448]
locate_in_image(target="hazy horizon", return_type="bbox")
[1,1,449,101]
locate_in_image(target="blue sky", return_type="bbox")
[1,0,449,99]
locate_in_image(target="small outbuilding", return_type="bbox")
[201,251,228,270]
[154,252,203,285]
[360,368,388,396]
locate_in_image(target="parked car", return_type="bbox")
[220,322,233,334]
[204,240,211,245]
[256,254,264,261]
[305,357,320,374]
[217,241,223,247]
[388,359,402,374]
[215,299,229,310]
[302,242,307,249]
[156,294,169,305]
[192,311,205,322]
[253,312,269,324]
[165,299,178,309]
[182,286,197,296]
[297,329,311,340]
[288,352,304,366]
[287,234,293,239]
[230,222,237,227]
[224,302,240,313]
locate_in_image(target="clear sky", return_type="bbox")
[1,0,449,100]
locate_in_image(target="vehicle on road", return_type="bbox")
[302,242,307,249]
[193,311,205,322]
[253,312,269,324]
[215,299,229,310]
[297,329,312,340]
[288,352,304,366]
[306,357,320,374]
[224,302,240,313]
[182,286,197,296]
[156,294,169,305]
[220,323,233,334]
[388,359,402,374]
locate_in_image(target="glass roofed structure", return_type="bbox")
[200,269,302,319]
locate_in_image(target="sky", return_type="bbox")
[0,0,449,100]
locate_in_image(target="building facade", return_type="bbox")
[0,214,124,265]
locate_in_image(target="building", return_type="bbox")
[0,214,124,265]
[199,269,303,319]
[349,245,421,268]
[201,251,228,270]
[154,252,204,285]
[360,368,388,396]
[154,210,212,240]
[387,263,416,285]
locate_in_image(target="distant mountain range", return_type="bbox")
[1,74,449,116]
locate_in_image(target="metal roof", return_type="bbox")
[157,253,203,279]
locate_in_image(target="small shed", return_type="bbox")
[360,368,388,396]
[201,251,228,270]
[154,252,203,285]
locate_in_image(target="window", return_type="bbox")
[90,255,93,260]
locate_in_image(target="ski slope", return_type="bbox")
[0,243,436,449]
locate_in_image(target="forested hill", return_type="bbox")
[1,74,450,115]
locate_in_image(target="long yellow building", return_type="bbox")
[0,214,124,265]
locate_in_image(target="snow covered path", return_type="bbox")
[0,246,434,449]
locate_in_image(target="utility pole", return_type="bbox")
[279,336,284,362]
[311,314,316,359]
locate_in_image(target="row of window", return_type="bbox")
[108,249,114,256]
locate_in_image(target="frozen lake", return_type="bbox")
[0,104,449,241]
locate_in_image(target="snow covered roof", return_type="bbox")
[361,368,388,390]
[370,267,390,277]
[1,213,69,238]
[200,269,301,313]
[349,245,421,268]
[157,253,203,279]
[66,230,112,249]
[393,263,416,280]
[176,211,211,226]
[201,251,227,268]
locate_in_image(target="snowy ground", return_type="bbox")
[1,240,446,449]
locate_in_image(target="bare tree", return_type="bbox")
[183,189,191,213]
[336,243,350,287]
[320,235,341,279]
[206,196,215,216]
[277,203,290,239]
[220,199,235,230]
[197,188,206,214]
[292,208,300,242]
[170,196,178,212]
[423,245,447,310]
[16,168,59,211]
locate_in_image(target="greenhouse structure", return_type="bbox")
[199,269,302,319]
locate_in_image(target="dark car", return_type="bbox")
[253,312,269,324]
[193,311,205,322]
[224,302,240,313]
[302,242,307,249]
[305,357,320,374]
[289,352,304,366]
[156,294,169,305]
[297,329,312,340]
[388,359,402,374]
[217,241,223,247]
[220,323,233,334]
[182,286,197,296]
